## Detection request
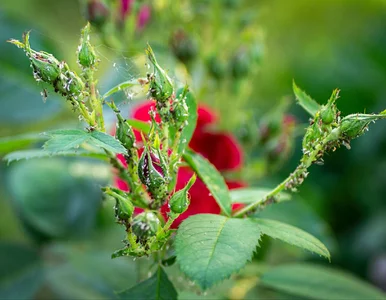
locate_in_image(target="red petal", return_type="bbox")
[189,131,243,171]
[196,104,217,129]
[130,100,160,122]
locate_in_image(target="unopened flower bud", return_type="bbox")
[138,147,168,205]
[230,49,250,79]
[207,55,226,80]
[103,187,134,221]
[108,101,135,150]
[63,70,84,96]
[320,89,339,125]
[169,174,196,214]
[78,23,98,69]
[87,0,109,28]
[146,45,174,103]
[320,106,335,124]
[9,32,61,84]
[132,211,161,241]
[115,195,134,221]
[137,5,151,30]
[340,113,386,139]
[170,29,198,64]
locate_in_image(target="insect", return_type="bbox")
[40,88,48,102]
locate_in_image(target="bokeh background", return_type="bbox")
[1,0,386,298]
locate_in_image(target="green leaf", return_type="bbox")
[253,218,330,260]
[260,263,386,300]
[183,151,232,216]
[45,241,137,300]
[118,265,177,300]
[175,214,261,290]
[0,243,44,300]
[89,130,127,154]
[230,187,291,204]
[6,158,105,238]
[169,88,198,154]
[293,81,320,117]
[43,129,127,154]
[0,133,47,154]
[102,79,141,99]
[43,129,90,151]
[255,200,337,252]
[127,119,151,134]
[4,149,107,163]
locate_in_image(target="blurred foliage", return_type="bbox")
[0,0,386,298]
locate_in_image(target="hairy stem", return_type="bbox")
[233,141,326,218]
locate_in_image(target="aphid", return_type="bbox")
[40,89,48,102]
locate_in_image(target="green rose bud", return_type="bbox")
[320,89,339,125]
[78,23,98,69]
[102,187,134,221]
[169,174,196,214]
[146,45,174,103]
[207,55,226,80]
[339,113,386,139]
[132,211,161,241]
[64,70,85,96]
[230,49,250,79]
[320,106,335,124]
[9,32,61,84]
[170,29,198,64]
[115,196,134,221]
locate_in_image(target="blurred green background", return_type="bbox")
[1,0,386,298]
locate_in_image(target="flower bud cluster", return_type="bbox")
[288,88,386,193]
[9,32,84,101]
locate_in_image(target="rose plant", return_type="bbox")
[3,23,386,299]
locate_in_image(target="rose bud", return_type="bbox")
[87,0,109,28]
[146,45,174,103]
[108,101,135,150]
[138,147,168,206]
[131,211,161,242]
[207,55,226,80]
[230,48,250,79]
[9,32,61,84]
[102,187,134,222]
[170,29,198,64]
[169,174,196,214]
[340,113,386,139]
[78,23,98,69]
[114,194,134,221]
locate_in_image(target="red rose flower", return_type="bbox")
[115,100,245,228]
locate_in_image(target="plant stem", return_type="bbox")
[233,141,326,218]
[232,175,292,218]
[87,70,105,131]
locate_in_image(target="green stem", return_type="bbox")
[232,176,292,218]
[87,70,105,131]
[233,142,326,218]
[76,96,97,128]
